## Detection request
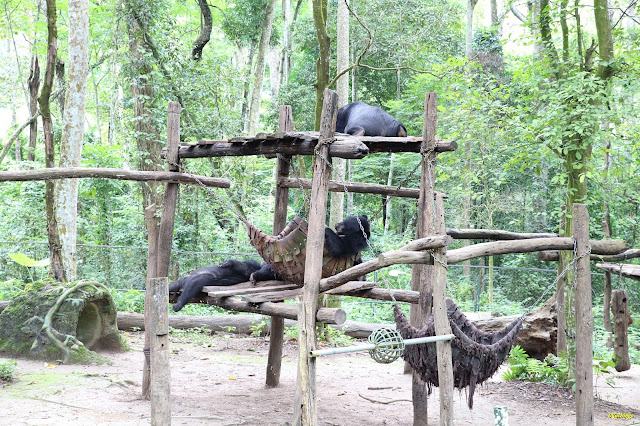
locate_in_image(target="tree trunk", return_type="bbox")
[465,0,479,58]
[247,0,278,135]
[39,0,65,282]
[192,0,212,60]
[55,0,89,282]
[384,154,394,234]
[126,0,163,214]
[312,0,331,130]
[27,54,40,163]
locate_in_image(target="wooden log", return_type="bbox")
[279,176,440,199]
[318,235,450,293]
[363,137,457,154]
[573,204,593,426]
[266,105,294,388]
[446,228,558,240]
[294,89,338,426]
[0,167,231,187]
[595,263,640,281]
[611,289,631,372]
[433,192,454,425]
[323,281,378,294]
[244,281,378,304]
[538,248,640,262]
[447,237,628,264]
[149,277,171,425]
[211,297,346,325]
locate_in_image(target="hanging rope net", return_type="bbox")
[394,298,523,409]
[245,216,361,285]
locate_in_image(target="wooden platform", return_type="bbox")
[595,263,640,281]
[163,131,457,160]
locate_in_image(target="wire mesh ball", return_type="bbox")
[367,327,405,364]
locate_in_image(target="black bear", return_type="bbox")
[169,259,262,312]
[249,215,371,283]
[336,102,407,137]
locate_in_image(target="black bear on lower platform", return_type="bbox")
[169,259,262,312]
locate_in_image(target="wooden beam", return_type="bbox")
[208,284,299,298]
[595,263,640,281]
[446,228,558,240]
[574,204,593,426]
[539,248,640,262]
[447,237,628,264]
[0,167,230,188]
[279,176,421,198]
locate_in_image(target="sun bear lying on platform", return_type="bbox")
[249,215,371,283]
[169,259,271,312]
[336,102,407,137]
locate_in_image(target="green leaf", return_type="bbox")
[9,253,50,268]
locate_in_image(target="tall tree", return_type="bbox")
[311,0,330,129]
[39,0,65,281]
[55,0,89,282]
[247,0,278,135]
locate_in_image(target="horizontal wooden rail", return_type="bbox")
[279,177,441,199]
[0,167,230,188]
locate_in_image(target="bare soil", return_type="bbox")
[1,331,638,425]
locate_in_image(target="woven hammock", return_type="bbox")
[394,298,523,409]
[245,216,361,285]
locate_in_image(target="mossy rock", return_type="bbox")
[0,280,125,364]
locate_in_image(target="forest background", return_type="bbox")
[0,0,638,362]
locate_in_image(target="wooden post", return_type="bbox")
[433,193,453,425]
[602,220,613,348]
[409,91,438,426]
[156,101,181,278]
[142,204,159,399]
[149,277,171,425]
[293,89,338,426]
[557,207,567,354]
[265,105,293,388]
[611,289,631,372]
[573,203,593,426]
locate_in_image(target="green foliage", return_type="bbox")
[169,327,212,346]
[502,345,573,387]
[0,359,17,382]
[111,290,145,313]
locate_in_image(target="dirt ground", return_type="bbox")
[1,330,638,426]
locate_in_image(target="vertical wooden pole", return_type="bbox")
[611,289,631,372]
[265,105,293,388]
[142,203,159,398]
[573,203,593,426]
[433,193,453,425]
[293,89,338,426]
[557,206,567,354]
[409,91,437,426]
[149,277,171,425]
[156,101,181,277]
[602,220,613,348]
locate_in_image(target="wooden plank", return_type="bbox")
[210,284,299,298]
[539,248,640,262]
[242,288,304,303]
[574,203,593,426]
[446,228,558,240]
[279,176,423,199]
